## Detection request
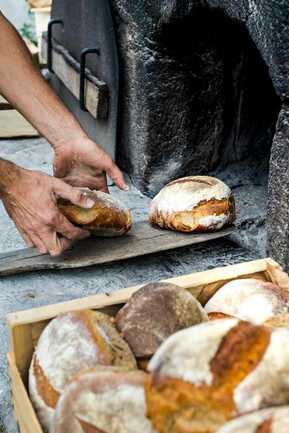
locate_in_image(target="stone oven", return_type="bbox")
[47,1,289,268]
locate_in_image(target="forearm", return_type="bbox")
[0,13,86,149]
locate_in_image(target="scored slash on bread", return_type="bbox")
[146,319,289,433]
[58,190,132,237]
[29,310,136,432]
[149,176,235,233]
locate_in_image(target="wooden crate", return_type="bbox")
[7,258,289,433]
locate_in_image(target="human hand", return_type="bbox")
[2,165,94,256]
[53,137,129,193]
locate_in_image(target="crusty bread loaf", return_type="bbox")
[216,407,289,433]
[204,279,289,324]
[51,370,156,433]
[146,319,289,433]
[29,310,136,431]
[115,282,208,358]
[58,190,132,236]
[149,176,235,233]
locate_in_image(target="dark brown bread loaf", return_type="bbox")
[115,282,208,357]
[29,310,136,432]
[146,319,289,433]
[58,190,132,236]
[51,370,156,433]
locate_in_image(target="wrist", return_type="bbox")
[0,158,25,199]
[49,123,88,153]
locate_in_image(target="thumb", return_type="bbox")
[53,179,95,209]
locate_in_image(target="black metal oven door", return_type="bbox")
[46,0,119,160]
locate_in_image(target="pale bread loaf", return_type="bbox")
[149,176,235,233]
[216,406,289,433]
[115,282,208,358]
[146,319,289,433]
[58,190,131,237]
[205,279,289,324]
[29,310,136,431]
[51,370,156,433]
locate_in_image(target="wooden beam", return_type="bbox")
[42,37,108,119]
[0,110,38,138]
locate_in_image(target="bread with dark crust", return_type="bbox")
[115,282,208,358]
[58,190,132,237]
[149,176,235,233]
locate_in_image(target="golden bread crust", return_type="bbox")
[146,321,270,433]
[149,177,235,233]
[58,190,132,236]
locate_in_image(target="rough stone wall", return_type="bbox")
[112,0,285,196]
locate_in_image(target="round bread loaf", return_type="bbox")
[146,319,289,433]
[204,279,289,325]
[29,310,136,431]
[115,282,208,358]
[149,176,235,233]
[216,407,289,433]
[58,190,132,236]
[51,370,156,433]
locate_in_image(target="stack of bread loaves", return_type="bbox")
[29,283,208,432]
[29,277,289,433]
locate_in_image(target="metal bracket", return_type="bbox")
[80,48,101,111]
[47,18,64,73]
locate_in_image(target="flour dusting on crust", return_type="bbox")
[150,176,232,214]
[148,319,238,385]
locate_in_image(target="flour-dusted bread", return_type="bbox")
[58,190,132,236]
[51,370,156,433]
[204,279,289,324]
[115,282,208,358]
[146,319,289,433]
[216,407,289,433]
[149,176,235,233]
[29,310,136,432]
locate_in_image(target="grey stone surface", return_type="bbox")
[110,0,284,195]
[0,137,264,433]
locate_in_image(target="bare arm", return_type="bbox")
[0,13,127,255]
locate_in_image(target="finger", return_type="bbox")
[50,234,72,257]
[101,157,129,192]
[53,179,95,209]
[61,174,109,193]
[29,233,48,254]
[16,225,34,248]
[56,213,90,241]
[37,229,71,256]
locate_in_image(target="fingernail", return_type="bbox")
[123,184,129,192]
[84,198,95,208]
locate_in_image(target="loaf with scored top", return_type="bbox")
[29,310,136,432]
[146,319,289,433]
[51,370,156,433]
[149,176,235,233]
[205,279,289,324]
